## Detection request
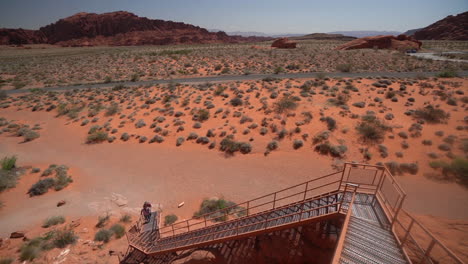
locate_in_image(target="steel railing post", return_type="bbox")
[303,182,309,201]
[272,193,277,209]
[400,218,415,247]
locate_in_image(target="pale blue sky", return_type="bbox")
[0,0,466,33]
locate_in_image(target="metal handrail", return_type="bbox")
[125,162,464,263]
[158,171,342,236]
[151,200,342,253]
[393,209,464,264]
[160,190,342,238]
[331,185,358,264]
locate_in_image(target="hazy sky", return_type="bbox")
[0,0,466,33]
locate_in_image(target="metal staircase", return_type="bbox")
[121,163,465,264]
[340,216,406,264]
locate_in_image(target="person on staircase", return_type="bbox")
[141,201,152,223]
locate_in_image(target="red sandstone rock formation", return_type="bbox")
[271,38,297,49]
[335,35,422,51]
[0,11,270,46]
[413,11,468,40]
[0,28,47,45]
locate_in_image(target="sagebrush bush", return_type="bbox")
[96,215,110,228]
[23,130,40,142]
[274,96,298,114]
[86,131,108,144]
[119,214,132,223]
[293,139,303,149]
[164,214,178,226]
[356,116,389,143]
[105,103,120,116]
[336,63,352,72]
[28,178,55,196]
[94,229,113,243]
[429,158,468,187]
[193,198,242,222]
[1,156,16,171]
[42,216,65,228]
[110,224,125,239]
[53,229,77,248]
[414,106,449,124]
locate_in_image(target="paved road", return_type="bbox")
[5,71,468,94]
[409,52,468,63]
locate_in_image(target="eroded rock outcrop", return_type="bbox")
[0,11,270,46]
[271,38,297,49]
[335,35,422,51]
[413,11,468,40]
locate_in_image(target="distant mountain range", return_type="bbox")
[211,30,403,38]
[209,30,305,38]
[326,31,402,38]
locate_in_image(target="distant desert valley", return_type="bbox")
[0,8,467,264]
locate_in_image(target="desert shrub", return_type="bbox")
[0,170,19,192]
[104,76,112,83]
[267,141,279,151]
[196,136,210,144]
[355,116,389,143]
[313,131,330,144]
[54,172,73,191]
[176,137,185,146]
[436,70,458,78]
[385,161,402,175]
[328,93,350,106]
[164,214,178,226]
[414,106,449,124]
[86,131,108,144]
[274,96,298,114]
[274,66,284,74]
[336,63,352,72]
[239,143,252,154]
[19,230,66,261]
[53,229,77,248]
[42,216,65,228]
[429,158,468,187]
[293,139,303,149]
[314,142,347,157]
[321,117,336,131]
[1,156,16,171]
[130,73,139,82]
[105,103,120,116]
[195,109,210,122]
[135,119,146,128]
[0,258,13,264]
[193,198,242,222]
[110,224,125,239]
[399,163,419,175]
[23,129,40,142]
[220,137,240,153]
[96,215,110,228]
[121,133,130,141]
[20,240,42,261]
[230,97,243,106]
[193,122,202,129]
[120,214,132,223]
[28,178,55,196]
[149,135,164,143]
[0,91,7,101]
[94,229,113,243]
